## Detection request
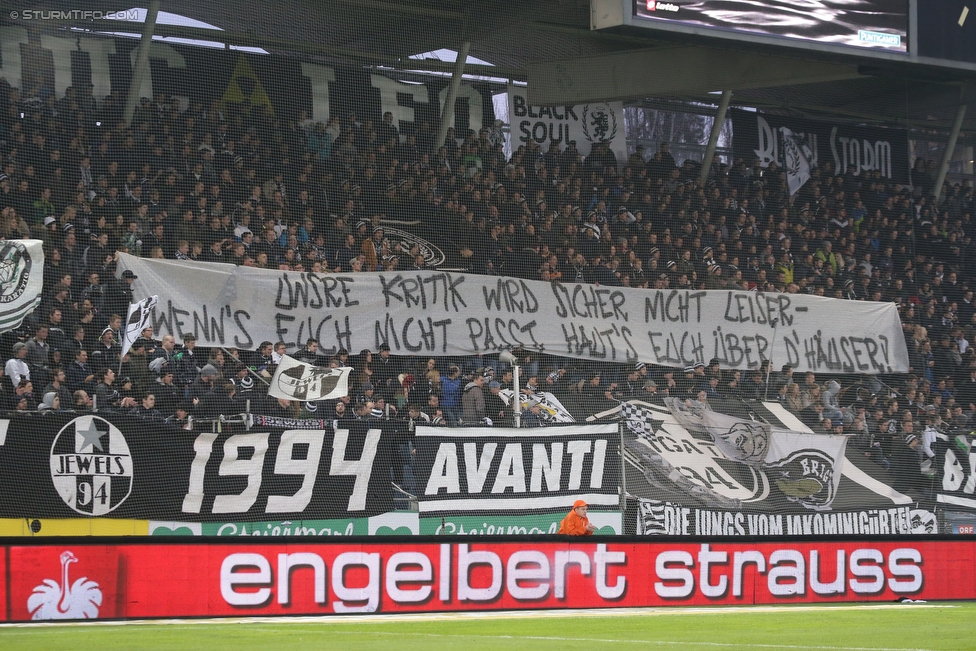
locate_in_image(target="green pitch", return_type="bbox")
[1,602,973,651]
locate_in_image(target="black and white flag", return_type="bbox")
[665,397,771,468]
[499,389,575,423]
[781,126,814,195]
[268,355,351,401]
[120,295,158,359]
[620,401,657,439]
[0,240,44,334]
[763,430,848,511]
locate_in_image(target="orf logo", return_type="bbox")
[0,240,33,304]
[49,416,133,515]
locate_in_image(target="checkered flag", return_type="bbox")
[620,401,655,439]
[636,498,668,535]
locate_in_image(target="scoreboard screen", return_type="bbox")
[632,0,908,52]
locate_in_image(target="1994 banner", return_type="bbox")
[0,414,394,521]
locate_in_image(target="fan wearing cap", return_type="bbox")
[558,499,596,536]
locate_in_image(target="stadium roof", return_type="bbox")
[5,0,976,132]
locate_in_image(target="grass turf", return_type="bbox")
[0,602,972,651]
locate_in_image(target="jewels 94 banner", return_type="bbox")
[0,413,394,521]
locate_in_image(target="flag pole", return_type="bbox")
[219,346,271,386]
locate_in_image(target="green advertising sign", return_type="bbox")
[149,512,419,537]
[419,512,621,535]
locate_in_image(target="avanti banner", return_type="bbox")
[414,424,622,515]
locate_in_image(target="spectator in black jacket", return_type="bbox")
[66,348,95,393]
[103,269,136,319]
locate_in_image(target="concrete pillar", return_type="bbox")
[123,0,160,128]
[934,84,968,203]
[700,90,732,184]
[435,42,470,150]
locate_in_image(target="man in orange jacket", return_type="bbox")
[558,499,597,535]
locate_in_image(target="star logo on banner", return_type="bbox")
[76,420,105,452]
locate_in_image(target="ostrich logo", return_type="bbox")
[27,550,102,620]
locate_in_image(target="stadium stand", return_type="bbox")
[0,61,971,512]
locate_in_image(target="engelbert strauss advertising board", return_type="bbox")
[3,540,974,620]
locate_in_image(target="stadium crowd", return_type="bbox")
[0,78,974,491]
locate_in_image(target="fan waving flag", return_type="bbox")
[269,355,352,401]
[120,295,158,360]
[0,240,44,335]
[780,126,813,196]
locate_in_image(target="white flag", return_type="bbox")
[269,355,352,401]
[498,389,575,423]
[780,127,812,196]
[0,240,44,334]
[765,430,847,511]
[120,295,158,359]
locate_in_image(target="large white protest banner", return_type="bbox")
[117,254,909,374]
[508,85,627,164]
[0,240,44,334]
